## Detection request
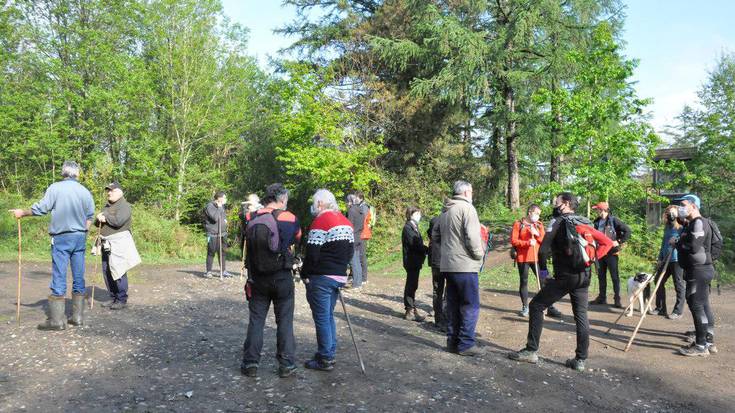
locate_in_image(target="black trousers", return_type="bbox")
[206,235,226,273]
[404,267,421,311]
[685,266,715,346]
[242,274,296,368]
[655,261,685,315]
[517,262,538,307]
[431,267,446,324]
[526,270,590,360]
[597,254,620,299]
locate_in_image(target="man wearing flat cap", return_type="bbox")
[95,181,140,310]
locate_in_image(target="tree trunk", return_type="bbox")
[505,86,520,209]
[487,126,503,193]
[174,150,187,223]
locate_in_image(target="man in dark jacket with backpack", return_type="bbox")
[672,194,720,357]
[509,192,613,372]
[241,183,302,378]
[590,201,631,308]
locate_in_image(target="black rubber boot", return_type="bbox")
[67,293,86,326]
[38,295,67,331]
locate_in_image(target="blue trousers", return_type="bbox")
[306,276,344,361]
[444,272,480,352]
[102,249,128,303]
[50,232,87,297]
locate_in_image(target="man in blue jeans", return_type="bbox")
[302,189,356,371]
[10,161,95,331]
[431,181,486,356]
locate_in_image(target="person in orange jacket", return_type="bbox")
[511,205,562,318]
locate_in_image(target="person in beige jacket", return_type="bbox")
[431,180,485,356]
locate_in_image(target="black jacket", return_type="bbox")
[593,214,631,254]
[97,197,132,237]
[677,217,713,271]
[539,214,592,276]
[402,221,427,270]
[427,216,441,268]
[204,201,227,237]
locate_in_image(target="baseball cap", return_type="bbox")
[674,194,701,209]
[591,201,609,211]
[105,181,122,190]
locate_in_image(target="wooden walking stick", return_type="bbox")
[240,238,247,281]
[623,251,673,352]
[605,249,672,336]
[16,219,22,326]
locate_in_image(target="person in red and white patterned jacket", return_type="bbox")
[302,189,355,372]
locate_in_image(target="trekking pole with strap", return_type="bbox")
[218,213,224,280]
[532,243,542,291]
[240,237,246,281]
[338,289,366,375]
[16,219,22,326]
[478,233,494,273]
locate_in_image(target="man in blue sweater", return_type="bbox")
[10,161,95,331]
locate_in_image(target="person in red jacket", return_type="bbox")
[510,205,562,318]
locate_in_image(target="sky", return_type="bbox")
[221,0,735,135]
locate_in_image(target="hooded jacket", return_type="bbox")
[431,196,485,273]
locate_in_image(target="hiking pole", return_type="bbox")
[240,238,246,281]
[90,220,102,310]
[16,219,22,326]
[624,250,673,352]
[338,289,366,375]
[218,216,224,281]
[532,243,542,291]
[479,233,494,273]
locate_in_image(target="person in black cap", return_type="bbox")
[95,182,136,310]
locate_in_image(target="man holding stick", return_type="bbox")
[9,161,95,331]
[203,191,231,278]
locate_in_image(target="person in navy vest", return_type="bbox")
[10,161,95,331]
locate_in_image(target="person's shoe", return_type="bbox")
[101,299,117,309]
[404,310,412,320]
[589,296,606,305]
[222,271,234,278]
[518,306,529,317]
[412,309,426,322]
[304,358,334,372]
[202,271,214,279]
[110,301,128,310]
[546,306,563,318]
[648,308,661,316]
[508,348,538,364]
[278,365,297,378]
[679,343,709,357]
[67,293,86,326]
[613,297,623,309]
[458,346,483,357]
[666,312,683,320]
[240,363,258,377]
[565,358,585,372]
[706,343,718,355]
[37,296,66,331]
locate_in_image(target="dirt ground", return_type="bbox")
[1,254,733,412]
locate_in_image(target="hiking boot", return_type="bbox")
[278,365,297,378]
[101,299,117,309]
[110,301,128,310]
[202,271,214,279]
[240,363,258,377]
[37,296,66,331]
[458,347,483,357]
[508,348,538,364]
[679,343,709,357]
[589,296,606,305]
[706,343,718,355]
[546,306,563,318]
[412,309,425,322]
[222,271,234,278]
[666,312,683,320]
[565,358,585,372]
[304,358,334,372]
[404,310,412,320]
[613,297,623,309]
[648,308,661,316]
[67,293,86,326]
[518,306,529,317]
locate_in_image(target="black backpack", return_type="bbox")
[245,210,292,274]
[706,218,723,262]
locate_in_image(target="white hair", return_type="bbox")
[61,161,80,179]
[313,189,339,211]
[453,180,472,195]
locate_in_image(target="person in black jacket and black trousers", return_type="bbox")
[402,206,428,321]
[590,201,631,308]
